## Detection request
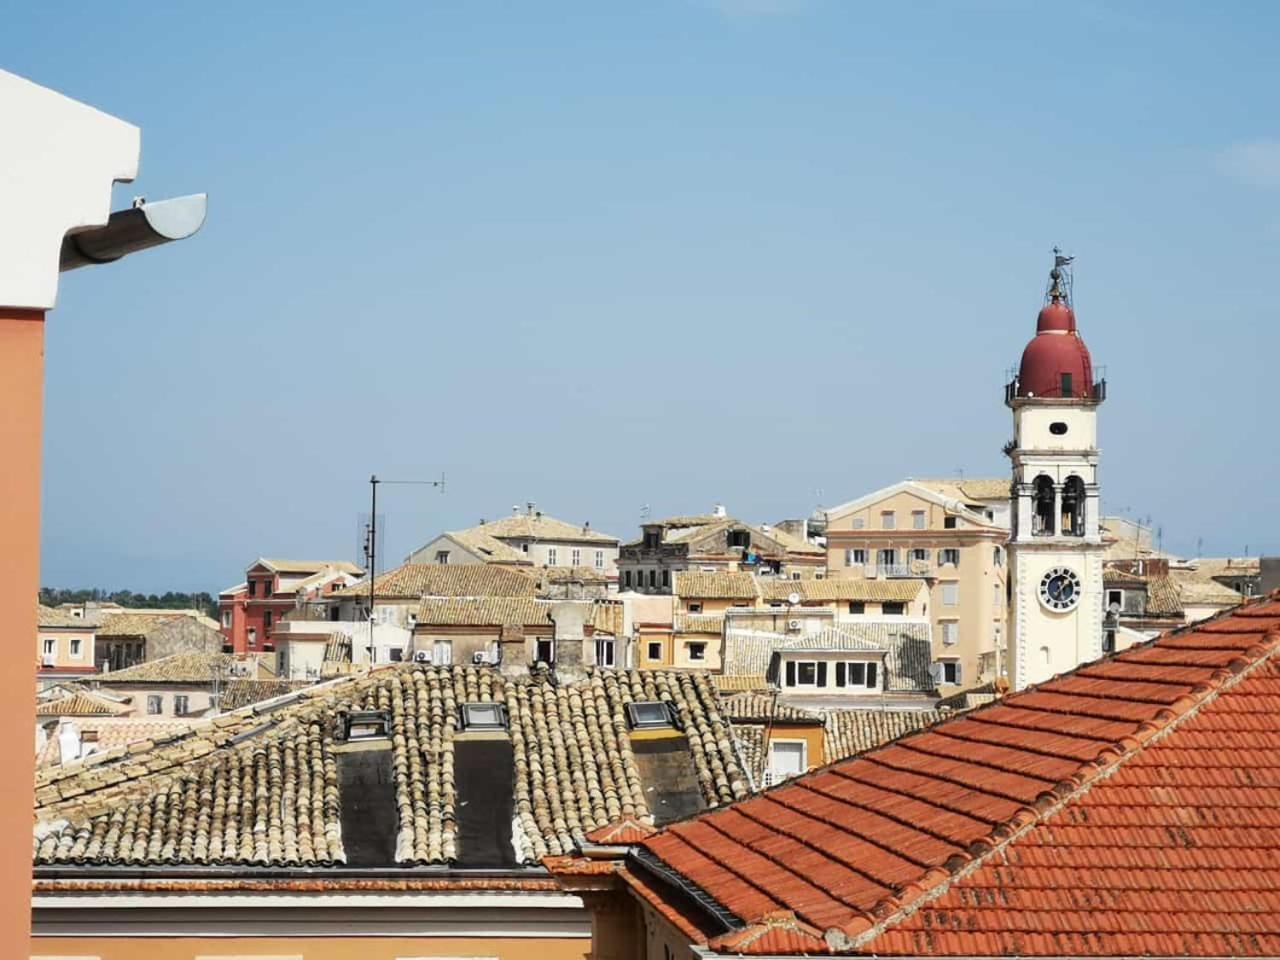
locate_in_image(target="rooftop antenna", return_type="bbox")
[640,504,651,522]
[366,473,445,636]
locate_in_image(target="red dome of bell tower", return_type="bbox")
[1009,253,1100,402]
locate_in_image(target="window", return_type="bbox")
[248,580,257,598]
[785,660,827,687]
[911,548,929,562]
[571,548,581,566]
[1033,475,1055,536]
[388,646,404,662]
[877,548,898,568]
[993,546,1003,567]
[594,550,605,570]
[727,529,750,549]
[627,700,674,730]
[852,517,866,530]
[835,660,879,689]
[263,610,273,629]
[535,638,555,664]
[522,542,529,553]
[912,510,926,530]
[882,601,905,616]
[595,636,615,668]
[70,637,82,658]
[848,601,866,615]
[460,702,507,731]
[846,548,867,567]
[624,570,633,588]
[944,516,957,529]
[662,569,670,589]
[1050,421,1069,435]
[433,638,452,665]
[939,548,960,566]
[688,602,703,613]
[345,709,391,741]
[648,570,657,588]
[942,621,959,645]
[435,549,451,564]
[174,695,190,716]
[1062,475,1086,537]
[1060,372,1073,397]
[147,695,163,715]
[688,642,706,662]
[936,659,961,685]
[222,610,232,628]
[42,637,55,656]
[993,583,1002,609]
[880,511,896,530]
[548,547,558,566]
[247,628,257,648]
[1107,589,1124,609]
[941,582,959,606]
[767,740,806,784]
[647,640,663,661]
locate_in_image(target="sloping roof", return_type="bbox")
[913,477,1009,502]
[537,565,611,585]
[822,708,947,763]
[1172,567,1245,606]
[95,610,221,638]
[340,562,538,600]
[465,514,619,546]
[256,558,363,575]
[1144,572,1185,618]
[675,571,759,600]
[439,528,529,564]
[416,596,553,628]
[36,718,197,768]
[722,623,934,693]
[758,579,922,604]
[218,679,313,711]
[635,518,824,557]
[95,652,243,684]
[35,689,131,718]
[720,693,821,724]
[674,614,726,635]
[323,632,352,663]
[34,666,749,868]
[634,595,1280,956]
[824,480,1006,530]
[37,604,92,629]
[1192,556,1260,580]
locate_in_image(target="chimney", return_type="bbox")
[527,501,536,516]
[713,503,727,518]
[549,601,589,682]
[499,623,528,677]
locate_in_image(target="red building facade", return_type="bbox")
[218,558,362,654]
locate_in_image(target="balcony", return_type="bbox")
[881,564,915,578]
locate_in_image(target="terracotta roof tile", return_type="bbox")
[339,562,538,600]
[95,652,258,684]
[465,514,619,545]
[634,595,1280,955]
[35,690,131,718]
[37,604,92,628]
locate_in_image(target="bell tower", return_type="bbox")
[1005,252,1106,690]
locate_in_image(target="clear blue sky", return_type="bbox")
[12,0,1279,591]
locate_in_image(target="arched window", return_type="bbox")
[1032,475,1055,536]
[1061,475,1085,537]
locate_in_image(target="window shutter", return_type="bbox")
[928,662,943,684]
[955,661,964,685]
[785,661,796,687]
[866,662,878,688]
[817,661,828,686]
[835,662,847,687]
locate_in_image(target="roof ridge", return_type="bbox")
[836,618,1280,951]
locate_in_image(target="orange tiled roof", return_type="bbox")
[636,595,1280,956]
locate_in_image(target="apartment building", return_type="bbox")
[824,480,1008,689]
[218,557,363,653]
[35,605,98,686]
[618,505,825,594]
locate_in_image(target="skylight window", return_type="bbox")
[344,709,390,741]
[460,702,508,731]
[627,700,675,730]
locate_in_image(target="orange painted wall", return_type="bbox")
[32,935,591,959]
[1,308,44,959]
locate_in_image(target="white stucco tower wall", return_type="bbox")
[1005,259,1106,690]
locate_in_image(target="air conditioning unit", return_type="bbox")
[412,650,431,664]
[41,654,55,667]
[472,650,490,665]
[787,619,802,631]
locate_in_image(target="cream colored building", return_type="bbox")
[823,481,1008,691]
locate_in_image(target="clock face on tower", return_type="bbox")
[1039,566,1082,612]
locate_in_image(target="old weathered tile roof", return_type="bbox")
[634,595,1280,956]
[94,609,220,636]
[443,528,529,564]
[37,604,93,629]
[257,558,363,575]
[1102,566,1148,588]
[675,571,759,600]
[340,562,538,600]
[219,679,314,711]
[94,652,248,685]
[466,514,619,546]
[324,632,352,663]
[536,564,611,584]
[34,666,750,870]
[821,708,947,763]
[1144,572,1185,618]
[713,675,772,693]
[913,477,1010,502]
[720,693,822,724]
[35,689,131,718]
[674,613,726,635]
[1192,556,1260,579]
[416,596,553,627]
[758,579,922,603]
[1172,567,1245,606]
[722,623,934,693]
[36,717,198,768]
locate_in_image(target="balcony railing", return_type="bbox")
[881,564,915,578]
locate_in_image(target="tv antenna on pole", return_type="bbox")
[366,472,446,637]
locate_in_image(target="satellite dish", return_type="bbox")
[787,591,801,606]
[1107,602,1121,615]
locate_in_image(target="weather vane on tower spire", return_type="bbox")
[1047,246,1075,304]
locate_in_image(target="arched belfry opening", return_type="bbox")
[1032,475,1055,536]
[1061,475,1085,537]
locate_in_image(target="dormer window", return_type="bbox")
[460,702,507,731]
[727,530,750,549]
[344,710,390,742]
[626,700,675,730]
